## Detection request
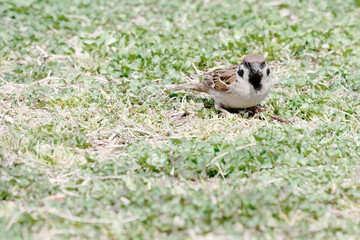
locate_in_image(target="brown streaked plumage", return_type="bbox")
[203,65,238,92]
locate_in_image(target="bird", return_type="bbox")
[164,54,272,115]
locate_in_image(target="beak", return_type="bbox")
[251,63,261,74]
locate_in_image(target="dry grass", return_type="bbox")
[2,0,360,239]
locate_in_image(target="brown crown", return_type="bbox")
[242,54,265,63]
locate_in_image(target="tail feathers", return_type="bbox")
[162,83,208,93]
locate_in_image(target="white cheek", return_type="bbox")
[262,69,267,77]
[240,68,250,81]
[262,67,271,79]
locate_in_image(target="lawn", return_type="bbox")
[1,0,360,239]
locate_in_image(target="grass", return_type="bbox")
[1,0,360,239]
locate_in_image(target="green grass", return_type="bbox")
[1,0,360,239]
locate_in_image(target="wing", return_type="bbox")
[202,65,238,92]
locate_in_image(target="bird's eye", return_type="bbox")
[261,61,266,67]
[238,69,244,77]
[267,68,270,76]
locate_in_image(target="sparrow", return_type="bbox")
[165,54,272,115]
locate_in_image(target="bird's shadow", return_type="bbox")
[187,94,258,119]
[169,93,291,123]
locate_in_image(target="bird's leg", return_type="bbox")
[248,106,265,113]
[249,106,292,123]
[215,102,231,116]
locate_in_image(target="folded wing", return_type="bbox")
[202,65,238,92]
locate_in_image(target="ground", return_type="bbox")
[1,0,360,239]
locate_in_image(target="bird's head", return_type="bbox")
[237,54,270,90]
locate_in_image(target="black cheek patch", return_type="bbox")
[238,69,244,77]
[267,68,270,76]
